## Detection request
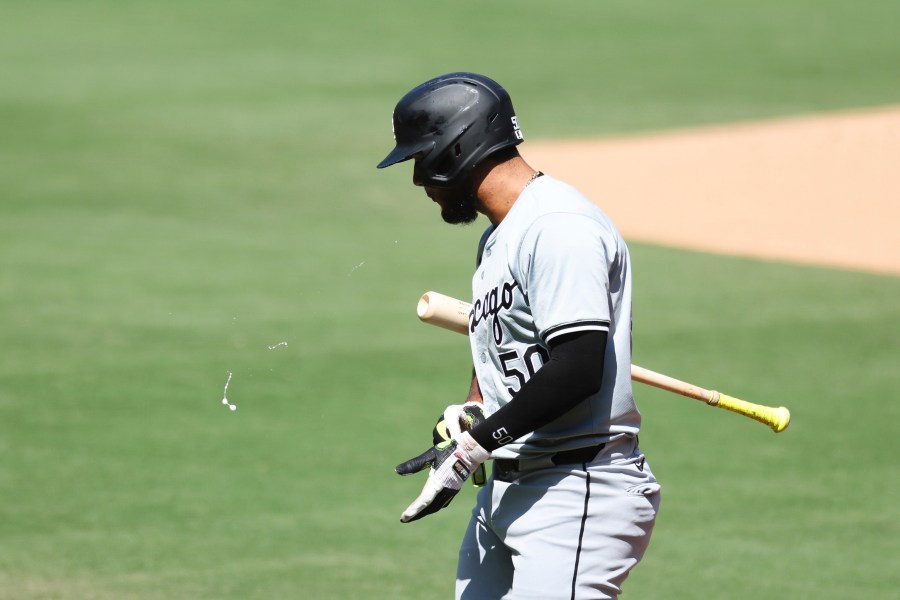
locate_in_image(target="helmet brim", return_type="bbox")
[376,139,433,169]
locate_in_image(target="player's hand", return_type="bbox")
[432,401,486,443]
[432,402,487,487]
[395,431,489,523]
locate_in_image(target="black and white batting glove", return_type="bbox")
[395,431,490,523]
[432,402,487,487]
[433,401,486,442]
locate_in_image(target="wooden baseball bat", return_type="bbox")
[417,291,791,433]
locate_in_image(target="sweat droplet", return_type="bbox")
[221,371,237,412]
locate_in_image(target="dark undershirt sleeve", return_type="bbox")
[468,329,607,452]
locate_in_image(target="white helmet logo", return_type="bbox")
[511,116,523,140]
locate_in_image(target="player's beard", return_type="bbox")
[440,191,478,225]
[430,184,478,225]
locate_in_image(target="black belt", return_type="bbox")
[493,442,607,474]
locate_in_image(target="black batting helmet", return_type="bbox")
[376,72,524,188]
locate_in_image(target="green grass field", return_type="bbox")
[2,1,899,598]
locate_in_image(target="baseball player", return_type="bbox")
[378,72,660,599]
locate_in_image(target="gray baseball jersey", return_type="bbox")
[469,174,641,461]
[458,174,659,599]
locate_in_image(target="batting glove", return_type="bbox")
[432,402,487,487]
[395,431,490,523]
[434,401,486,441]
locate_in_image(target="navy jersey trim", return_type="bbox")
[476,224,496,267]
[542,320,610,343]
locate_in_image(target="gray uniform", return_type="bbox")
[457,175,660,599]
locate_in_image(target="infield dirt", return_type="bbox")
[522,106,900,276]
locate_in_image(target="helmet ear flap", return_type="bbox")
[432,143,463,178]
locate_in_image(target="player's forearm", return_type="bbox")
[466,372,484,404]
[469,330,607,452]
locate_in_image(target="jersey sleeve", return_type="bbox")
[514,212,615,344]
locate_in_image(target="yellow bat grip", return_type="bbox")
[715,393,791,433]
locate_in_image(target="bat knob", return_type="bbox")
[771,407,791,433]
